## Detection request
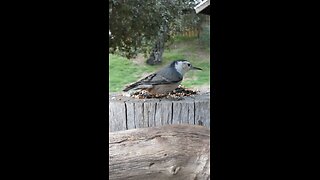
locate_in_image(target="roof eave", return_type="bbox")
[194,0,210,14]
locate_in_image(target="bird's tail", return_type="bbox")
[123,82,140,92]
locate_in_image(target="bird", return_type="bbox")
[123,60,202,94]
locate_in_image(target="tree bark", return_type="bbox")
[146,22,169,65]
[146,38,165,65]
[109,124,210,180]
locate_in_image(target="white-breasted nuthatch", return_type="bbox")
[123,60,202,94]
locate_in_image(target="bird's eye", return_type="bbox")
[187,64,191,67]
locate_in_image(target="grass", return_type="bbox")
[109,36,210,92]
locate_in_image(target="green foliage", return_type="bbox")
[199,24,210,48]
[109,0,201,59]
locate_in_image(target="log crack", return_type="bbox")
[194,101,196,125]
[154,103,157,126]
[171,102,173,124]
[133,103,136,129]
[124,102,128,130]
[168,165,181,175]
[109,138,129,144]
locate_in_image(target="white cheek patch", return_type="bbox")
[174,61,192,76]
[175,62,185,76]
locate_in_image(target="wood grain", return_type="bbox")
[109,94,210,132]
[109,124,210,180]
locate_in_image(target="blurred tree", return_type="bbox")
[109,0,202,65]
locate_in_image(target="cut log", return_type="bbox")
[109,124,210,180]
[109,93,210,132]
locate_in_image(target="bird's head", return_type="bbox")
[171,60,202,76]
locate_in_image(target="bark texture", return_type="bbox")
[109,124,210,180]
[146,22,168,65]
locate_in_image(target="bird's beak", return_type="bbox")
[192,66,202,70]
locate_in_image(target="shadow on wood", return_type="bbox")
[109,124,210,180]
[109,93,210,132]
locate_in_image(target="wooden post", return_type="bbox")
[109,93,210,132]
[109,124,210,180]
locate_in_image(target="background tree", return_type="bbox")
[109,0,203,65]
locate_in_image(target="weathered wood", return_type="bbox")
[172,100,195,125]
[109,101,127,131]
[109,124,210,180]
[109,93,210,132]
[155,101,173,125]
[195,100,210,127]
[125,102,135,129]
[143,102,156,127]
[135,102,145,128]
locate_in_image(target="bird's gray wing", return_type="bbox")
[123,68,182,92]
[148,67,182,84]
